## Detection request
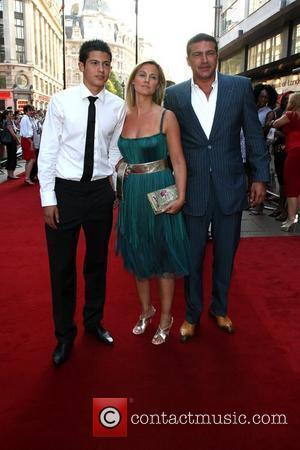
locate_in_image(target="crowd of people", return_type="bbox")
[0,35,299,366]
[0,108,45,182]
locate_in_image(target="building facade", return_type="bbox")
[0,0,63,111]
[216,0,300,93]
[65,0,151,90]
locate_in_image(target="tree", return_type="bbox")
[106,71,124,98]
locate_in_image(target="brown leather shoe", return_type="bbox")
[209,310,235,334]
[179,320,196,343]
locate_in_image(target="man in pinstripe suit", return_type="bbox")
[164,33,269,341]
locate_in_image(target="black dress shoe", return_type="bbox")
[52,342,73,366]
[85,325,114,345]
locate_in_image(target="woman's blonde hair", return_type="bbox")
[126,60,166,109]
[287,92,300,112]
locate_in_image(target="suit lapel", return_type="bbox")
[180,81,207,141]
[209,73,233,139]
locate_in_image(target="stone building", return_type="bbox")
[65,0,151,90]
[0,0,63,111]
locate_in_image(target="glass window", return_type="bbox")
[220,49,245,75]
[221,0,245,35]
[248,32,286,70]
[0,74,6,88]
[0,0,3,11]
[248,0,269,15]
[15,18,24,39]
[16,44,25,63]
[39,15,43,70]
[291,23,300,55]
[15,0,23,13]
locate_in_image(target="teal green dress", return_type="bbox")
[117,122,190,280]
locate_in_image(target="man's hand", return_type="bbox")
[43,205,59,229]
[249,182,266,208]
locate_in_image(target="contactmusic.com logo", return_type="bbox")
[93,398,127,437]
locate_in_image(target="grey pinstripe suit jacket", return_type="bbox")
[164,73,270,216]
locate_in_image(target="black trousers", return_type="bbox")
[45,177,115,344]
[5,141,17,171]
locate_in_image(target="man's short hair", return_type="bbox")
[23,104,34,113]
[186,33,218,56]
[79,39,112,64]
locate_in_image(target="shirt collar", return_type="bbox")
[191,71,218,90]
[80,83,105,103]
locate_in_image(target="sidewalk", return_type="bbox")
[1,161,299,237]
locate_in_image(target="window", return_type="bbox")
[39,15,43,69]
[248,0,269,15]
[0,20,4,62]
[15,0,23,13]
[0,74,6,88]
[16,44,25,63]
[291,23,300,55]
[248,31,287,70]
[34,75,39,90]
[0,0,3,11]
[221,0,245,35]
[220,50,245,75]
[15,18,24,39]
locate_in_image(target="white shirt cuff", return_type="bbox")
[40,190,57,207]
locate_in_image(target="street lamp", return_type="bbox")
[61,0,66,89]
[121,81,125,99]
[135,0,139,64]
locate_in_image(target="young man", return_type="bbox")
[164,33,270,341]
[38,40,126,365]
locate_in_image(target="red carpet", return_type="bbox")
[0,176,299,450]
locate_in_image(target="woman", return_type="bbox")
[2,110,20,179]
[250,84,278,215]
[20,104,35,185]
[29,109,43,181]
[273,92,300,232]
[116,60,190,345]
[253,83,278,134]
[269,92,294,221]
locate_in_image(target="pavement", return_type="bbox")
[1,159,299,237]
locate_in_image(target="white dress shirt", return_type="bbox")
[191,72,218,139]
[20,115,33,138]
[38,83,126,206]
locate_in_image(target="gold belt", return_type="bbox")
[117,159,168,199]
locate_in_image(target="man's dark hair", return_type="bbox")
[23,104,34,113]
[79,39,112,64]
[186,33,218,56]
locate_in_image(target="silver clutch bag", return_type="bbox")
[147,184,178,215]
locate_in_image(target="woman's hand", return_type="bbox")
[163,198,185,214]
